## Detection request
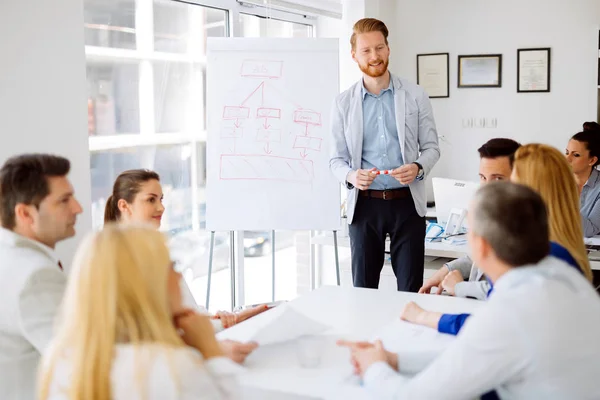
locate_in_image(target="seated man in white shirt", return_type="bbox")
[0,154,83,400]
[419,138,521,299]
[339,182,600,399]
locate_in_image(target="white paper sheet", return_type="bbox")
[371,319,457,374]
[249,305,331,346]
[584,236,600,246]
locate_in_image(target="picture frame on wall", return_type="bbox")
[417,53,450,98]
[517,47,551,93]
[458,54,502,88]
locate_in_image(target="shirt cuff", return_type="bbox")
[363,361,399,387]
[453,281,469,298]
[437,313,470,336]
[345,170,355,189]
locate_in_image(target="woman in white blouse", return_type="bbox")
[38,225,242,400]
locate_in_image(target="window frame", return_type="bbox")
[85,0,317,308]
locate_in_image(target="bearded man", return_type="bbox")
[329,18,441,291]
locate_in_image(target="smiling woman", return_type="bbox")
[103,169,163,228]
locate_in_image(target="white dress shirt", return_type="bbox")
[47,344,243,399]
[0,227,66,400]
[363,256,600,399]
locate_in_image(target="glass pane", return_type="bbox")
[243,231,298,305]
[83,0,136,49]
[153,63,204,133]
[90,144,197,232]
[87,64,140,135]
[238,13,312,38]
[153,0,227,54]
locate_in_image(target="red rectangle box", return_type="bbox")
[221,127,243,139]
[294,110,321,126]
[293,136,322,151]
[256,108,281,119]
[220,155,314,182]
[256,128,281,142]
[240,60,283,79]
[222,106,250,119]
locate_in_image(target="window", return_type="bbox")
[239,13,313,38]
[84,0,319,312]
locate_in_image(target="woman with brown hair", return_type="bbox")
[104,169,267,362]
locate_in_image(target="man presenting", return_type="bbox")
[330,18,440,291]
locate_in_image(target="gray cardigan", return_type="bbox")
[446,255,490,300]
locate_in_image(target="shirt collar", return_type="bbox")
[361,72,394,99]
[0,227,60,265]
[584,168,600,189]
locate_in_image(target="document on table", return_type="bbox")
[249,305,331,346]
[372,319,457,374]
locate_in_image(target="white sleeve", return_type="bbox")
[180,280,225,333]
[204,357,244,399]
[18,267,66,354]
[363,301,527,399]
[180,354,244,400]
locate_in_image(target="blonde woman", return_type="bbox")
[401,144,592,336]
[105,169,267,363]
[511,144,592,281]
[38,225,242,400]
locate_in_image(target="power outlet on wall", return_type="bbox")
[462,117,498,129]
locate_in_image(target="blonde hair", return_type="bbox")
[38,224,185,400]
[513,144,593,281]
[350,18,389,50]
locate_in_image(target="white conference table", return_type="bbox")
[217,285,482,400]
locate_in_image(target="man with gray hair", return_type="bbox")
[339,182,600,399]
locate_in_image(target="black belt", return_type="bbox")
[359,188,410,200]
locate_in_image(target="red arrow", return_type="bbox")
[304,123,309,137]
[233,119,241,128]
[264,143,273,154]
[263,117,271,129]
[300,149,309,159]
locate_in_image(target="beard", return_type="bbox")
[358,58,389,78]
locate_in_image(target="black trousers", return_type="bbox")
[348,192,426,292]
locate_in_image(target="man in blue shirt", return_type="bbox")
[330,18,440,291]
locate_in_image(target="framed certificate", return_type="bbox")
[517,48,551,93]
[417,53,450,98]
[458,54,502,88]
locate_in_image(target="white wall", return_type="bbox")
[392,0,600,196]
[0,0,92,268]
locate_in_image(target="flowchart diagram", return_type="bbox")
[219,60,323,184]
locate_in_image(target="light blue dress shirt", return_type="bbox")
[361,77,404,190]
[580,167,600,237]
